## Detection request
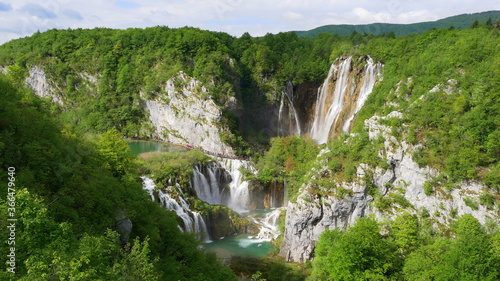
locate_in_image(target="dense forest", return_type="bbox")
[1,13,500,280]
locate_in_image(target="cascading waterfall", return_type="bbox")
[141,176,211,242]
[256,208,283,240]
[310,57,352,144]
[219,158,255,213]
[191,164,223,205]
[193,212,211,242]
[278,81,301,136]
[309,56,382,144]
[342,56,382,132]
[190,159,255,213]
[189,159,283,245]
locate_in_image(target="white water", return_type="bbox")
[191,164,223,205]
[256,208,283,240]
[141,176,211,242]
[342,56,382,132]
[278,81,301,136]
[310,56,382,143]
[218,158,255,213]
[310,57,352,144]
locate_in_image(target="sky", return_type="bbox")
[0,0,499,44]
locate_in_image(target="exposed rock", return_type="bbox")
[142,72,234,155]
[280,109,499,263]
[25,66,64,104]
[280,190,371,263]
[115,210,133,245]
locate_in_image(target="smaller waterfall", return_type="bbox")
[141,176,211,241]
[256,208,283,240]
[278,81,301,136]
[191,164,223,205]
[219,159,255,213]
[193,212,211,242]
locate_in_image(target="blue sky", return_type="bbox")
[0,0,499,44]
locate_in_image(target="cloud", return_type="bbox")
[115,1,140,9]
[283,11,304,21]
[62,9,83,20]
[0,2,12,12]
[19,3,57,19]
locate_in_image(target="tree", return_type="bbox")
[96,129,134,176]
[309,217,395,280]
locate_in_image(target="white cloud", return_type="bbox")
[0,0,499,44]
[282,11,304,21]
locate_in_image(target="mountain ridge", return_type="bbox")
[295,10,500,37]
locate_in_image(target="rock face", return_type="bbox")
[280,109,499,263]
[142,72,233,155]
[25,66,64,104]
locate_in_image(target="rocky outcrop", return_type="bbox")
[25,66,64,104]
[280,109,499,263]
[280,190,371,263]
[142,72,234,155]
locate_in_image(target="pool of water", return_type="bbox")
[128,140,188,155]
[202,234,274,259]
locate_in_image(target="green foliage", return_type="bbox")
[0,75,236,280]
[137,150,209,188]
[230,256,307,281]
[309,217,395,280]
[404,215,500,280]
[253,135,320,199]
[310,214,500,281]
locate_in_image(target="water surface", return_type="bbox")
[202,234,274,259]
[128,140,187,155]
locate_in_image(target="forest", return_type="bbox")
[0,15,499,280]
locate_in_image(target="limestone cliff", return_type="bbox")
[24,66,64,104]
[142,72,234,155]
[280,105,499,263]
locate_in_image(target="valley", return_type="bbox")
[0,15,499,280]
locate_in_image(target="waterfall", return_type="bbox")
[278,81,301,136]
[310,56,382,144]
[256,208,282,240]
[342,56,382,132]
[141,176,210,241]
[141,176,156,201]
[191,164,223,205]
[219,159,255,213]
[310,57,352,144]
[189,159,254,213]
[193,212,211,242]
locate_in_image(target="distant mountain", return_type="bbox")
[296,10,500,37]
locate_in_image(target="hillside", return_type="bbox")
[296,10,500,37]
[1,22,499,280]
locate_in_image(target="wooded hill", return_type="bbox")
[296,10,500,37]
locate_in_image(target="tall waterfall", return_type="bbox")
[141,176,211,242]
[310,57,352,144]
[278,81,301,136]
[309,56,382,144]
[342,57,382,132]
